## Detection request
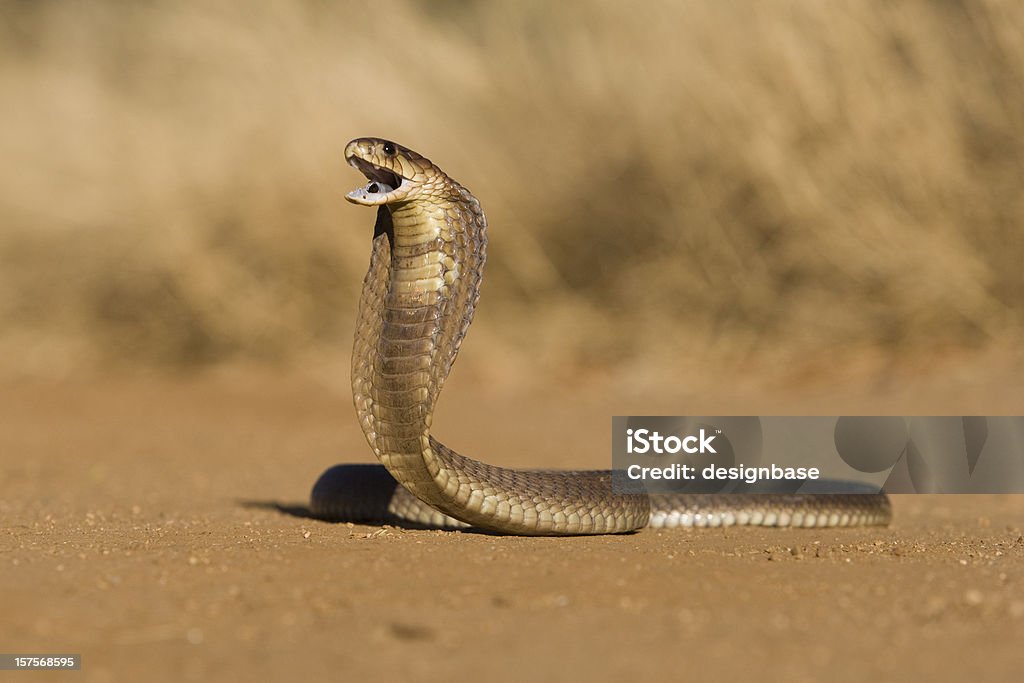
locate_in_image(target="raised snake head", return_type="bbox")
[344,137,450,206]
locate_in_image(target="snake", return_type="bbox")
[309,137,892,536]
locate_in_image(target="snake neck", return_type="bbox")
[352,190,490,518]
[383,196,486,404]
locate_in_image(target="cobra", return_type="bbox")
[309,137,891,536]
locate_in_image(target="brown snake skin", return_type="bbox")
[309,137,891,535]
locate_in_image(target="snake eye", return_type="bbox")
[382,142,396,156]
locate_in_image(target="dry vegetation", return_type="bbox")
[2,0,1023,384]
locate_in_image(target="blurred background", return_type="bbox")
[2,0,1022,394]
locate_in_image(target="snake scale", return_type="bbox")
[309,137,892,535]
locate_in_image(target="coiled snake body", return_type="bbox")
[310,138,891,535]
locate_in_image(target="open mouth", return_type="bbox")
[346,156,404,204]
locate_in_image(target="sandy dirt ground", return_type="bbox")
[2,372,1023,682]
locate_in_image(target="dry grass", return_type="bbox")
[2,0,1023,385]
